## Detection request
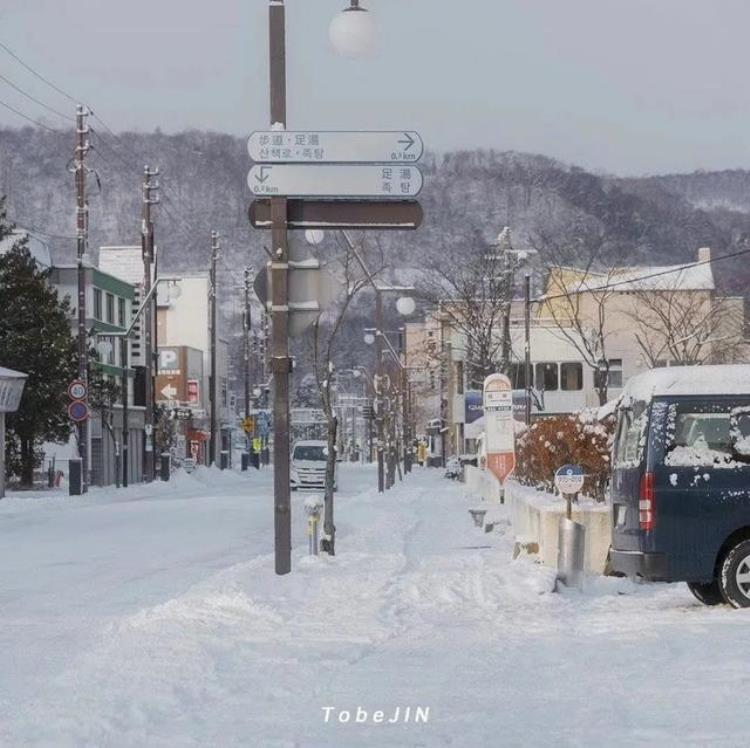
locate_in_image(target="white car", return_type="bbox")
[290,440,337,491]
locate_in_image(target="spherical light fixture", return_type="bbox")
[363,332,376,345]
[329,1,377,59]
[305,229,325,246]
[395,296,416,316]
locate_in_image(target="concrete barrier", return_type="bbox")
[464,464,504,503]
[504,480,611,575]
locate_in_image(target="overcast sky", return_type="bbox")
[0,0,748,176]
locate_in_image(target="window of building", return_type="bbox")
[118,297,126,327]
[535,362,558,391]
[455,361,464,394]
[508,363,532,390]
[561,362,583,391]
[608,359,623,388]
[106,293,115,324]
[93,289,102,320]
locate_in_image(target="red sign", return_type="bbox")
[483,373,516,483]
[187,379,200,404]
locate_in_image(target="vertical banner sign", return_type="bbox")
[483,373,516,482]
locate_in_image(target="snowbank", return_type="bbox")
[504,480,611,574]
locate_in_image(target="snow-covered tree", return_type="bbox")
[0,200,77,485]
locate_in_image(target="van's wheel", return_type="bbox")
[719,539,750,608]
[687,580,723,606]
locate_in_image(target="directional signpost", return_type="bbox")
[248,164,423,198]
[249,199,423,231]
[248,115,425,576]
[248,130,423,163]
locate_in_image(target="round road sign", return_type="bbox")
[554,464,585,495]
[68,400,89,423]
[68,379,87,401]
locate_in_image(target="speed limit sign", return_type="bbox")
[68,379,87,401]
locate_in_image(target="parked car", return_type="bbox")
[290,440,337,491]
[610,365,750,607]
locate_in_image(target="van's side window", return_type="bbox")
[664,401,750,468]
[614,400,648,467]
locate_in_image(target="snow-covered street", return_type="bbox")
[1,466,749,747]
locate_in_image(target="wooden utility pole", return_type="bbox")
[74,104,90,492]
[524,273,532,426]
[243,267,252,421]
[141,164,159,481]
[209,231,220,466]
[375,289,385,492]
[269,0,292,575]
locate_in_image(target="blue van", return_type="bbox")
[610,365,750,607]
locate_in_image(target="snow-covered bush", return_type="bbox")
[514,410,615,501]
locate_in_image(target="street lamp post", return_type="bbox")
[263,1,377,571]
[268,0,292,575]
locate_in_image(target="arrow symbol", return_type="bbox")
[398,133,415,151]
[255,166,272,183]
[161,384,177,399]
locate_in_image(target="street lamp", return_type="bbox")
[329,1,377,58]
[396,296,416,316]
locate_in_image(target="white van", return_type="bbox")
[290,440,337,491]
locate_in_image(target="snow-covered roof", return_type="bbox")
[562,262,714,294]
[623,365,750,402]
[0,367,27,379]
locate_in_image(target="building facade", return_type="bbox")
[49,263,145,486]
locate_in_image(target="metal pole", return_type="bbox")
[270,0,292,575]
[375,290,385,492]
[142,164,158,482]
[524,273,532,426]
[400,327,410,473]
[121,336,129,488]
[0,412,5,499]
[209,231,220,466]
[244,268,252,420]
[75,104,89,493]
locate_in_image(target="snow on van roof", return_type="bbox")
[623,365,750,401]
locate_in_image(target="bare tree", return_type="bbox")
[531,227,621,406]
[626,285,745,367]
[309,236,384,555]
[417,227,517,389]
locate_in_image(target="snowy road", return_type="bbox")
[1,465,749,747]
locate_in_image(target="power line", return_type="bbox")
[0,73,72,122]
[0,96,60,132]
[0,40,222,252]
[539,245,750,303]
[0,39,78,105]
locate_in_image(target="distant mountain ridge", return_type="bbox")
[1,127,749,295]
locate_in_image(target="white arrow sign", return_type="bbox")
[161,384,178,400]
[247,164,423,198]
[248,130,423,164]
